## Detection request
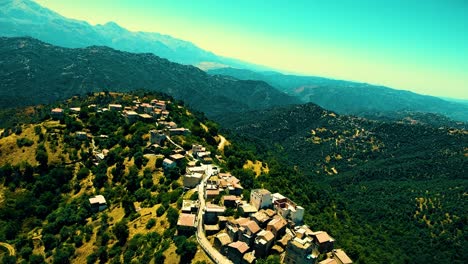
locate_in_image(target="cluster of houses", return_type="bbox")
[177,169,353,264]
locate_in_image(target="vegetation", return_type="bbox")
[0,92,466,263]
[0,92,222,263]
[218,103,468,263]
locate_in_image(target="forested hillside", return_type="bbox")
[217,103,468,263]
[0,92,230,263]
[0,37,298,119]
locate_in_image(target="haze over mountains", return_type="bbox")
[0,0,267,71]
[208,68,468,122]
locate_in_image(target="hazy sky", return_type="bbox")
[35,0,468,99]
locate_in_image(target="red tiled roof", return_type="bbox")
[228,241,249,254]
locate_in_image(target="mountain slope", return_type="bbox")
[0,0,268,71]
[219,103,468,263]
[208,67,468,122]
[0,37,299,119]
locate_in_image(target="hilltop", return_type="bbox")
[0,37,298,121]
[0,92,356,264]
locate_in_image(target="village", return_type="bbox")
[50,95,353,264]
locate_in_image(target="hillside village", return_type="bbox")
[55,94,352,264]
[0,92,352,264]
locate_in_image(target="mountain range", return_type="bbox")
[0,37,298,120]
[0,0,268,71]
[1,0,467,123]
[208,67,468,122]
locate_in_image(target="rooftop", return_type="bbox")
[89,195,106,205]
[216,233,232,246]
[333,249,353,264]
[256,230,275,242]
[313,231,334,244]
[170,153,185,160]
[240,220,261,234]
[268,216,287,230]
[228,241,250,254]
[252,188,271,196]
[177,213,196,227]
[205,203,226,213]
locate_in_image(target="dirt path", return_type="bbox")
[217,135,229,151]
[0,242,15,256]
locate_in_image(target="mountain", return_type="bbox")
[0,0,269,71]
[0,37,299,120]
[219,103,468,263]
[208,67,468,122]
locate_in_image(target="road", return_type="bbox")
[0,242,15,256]
[196,165,232,264]
[165,135,183,150]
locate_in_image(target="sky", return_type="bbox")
[35,0,468,99]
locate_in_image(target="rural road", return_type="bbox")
[196,166,232,264]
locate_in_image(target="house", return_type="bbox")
[170,153,185,162]
[250,189,273,210]
[76,131,87,140]
[89,195,107,212]
[69,107,81,113]
[218,216,229,229]
[273,193,304,225]
[254,230,275,258]
[284,237,316,264]
[139,103,154,113]
[125,110,139,123]
[51,108,64,119]
[311,231,335,253]
[150,130,166,145]
[204,224,220,236]
[238,220,261,246]
[251,210,272,228]
[266,216,288,239]
[169,128,189,135]
[214,232,232,254]
[183,173,203,188]
[239,203,258,217]
[154,101,166,110]
[177,213,196,234]
[227,241,250,264]
[227,222,240,242]
[223,195,239,208]
[319,249,352,264]
[139,113,154,122]
[204,203,225,224]
[186,166,206,174]
[108,104,122,111]
[162,158,176,169]
[242,252,256,264]
[205,188,220,201]
[181,200,199,214]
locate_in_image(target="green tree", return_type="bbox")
[113,220,129,246]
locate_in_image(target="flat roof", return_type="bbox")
[177,213,196,227]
